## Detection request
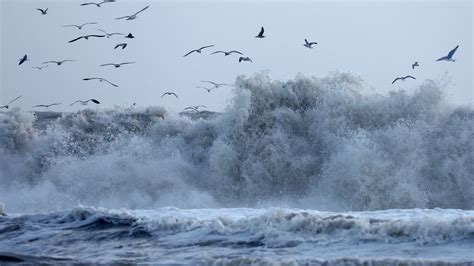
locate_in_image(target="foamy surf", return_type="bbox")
[0,207,473,264]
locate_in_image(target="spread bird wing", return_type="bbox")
[134,5,150,16]
[183,50,197,57]
[68,36,84,43]
[87,34,106,38]
[447,45,459,58]
[8,95,22,105]
[103,79,118,87]
[201,81,217,85]
[406,75,416,80]
[258,27,264,36]
[200,45,215,50]
[392,78,401,84]
[211,51,224,54]
[115,15,130,20]
[229,51,243,55]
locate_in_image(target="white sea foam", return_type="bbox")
[0,72,473,212]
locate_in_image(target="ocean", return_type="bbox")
[1,73,473,264]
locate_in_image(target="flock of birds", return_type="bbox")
[0,1,461,112]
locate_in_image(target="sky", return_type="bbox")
[1,0,473,113]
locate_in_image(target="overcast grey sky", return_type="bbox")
[1,0,472,112]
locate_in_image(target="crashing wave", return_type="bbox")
[0,72,473,212]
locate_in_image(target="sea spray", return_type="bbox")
[0,72,473,212]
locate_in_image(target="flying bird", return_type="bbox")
[412,62,419,69]
[255,27,265,38]
[303,39,318,49]
[80,0,115,7]
[392,75,416,84]
[68,34,105,43]
[32,103,61,108]
[32,65,48,70]
[239,57,253,63]
[62,22,98,30]
[197,86,216,92]
[114,43,128,49]
[200,81,232,88]
[436,45,459,62]
[37,8,48,15]
[18,54,29,65]
[96,29,125,38]
[115,5,149,20]
[184,105,207,112]
[70,99,100,106]
[0,95,22,109]
[183,45,215,57]
[211,50,243,56]
[161,92,179,99]
[100,62,135,68]
[42,60,75,66]
[125,33,135,39]
[83,77,118,87]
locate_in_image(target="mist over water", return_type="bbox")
[1,72,473,213]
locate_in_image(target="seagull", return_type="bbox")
[184,105,207,112]
[96,29,125,38]
[32,65,48,70]
[42,60,75,66]
[125,33,135,39]
[80,0,115,7]
[100,62,135,68]
[70,99,101,106]
[18,54,29,65]
[239,57,253,63]
[412,62,419,69]
[114,43,127,49]
[37,8,48,15]
[115,5,150,20]
[183,45,215,57]
[0,95,22,109]
[303,39,318,49]
[436,45,459,62]
[211,50,243,56]
[197,86,216,92]
[255,27,265,38]
[69,34,105,43]
[161,92,179,98]
[62,22,98,30]
[83,77,118,87]
[32,103,62,108]
[200,81,232,88]
[392,75,416,84]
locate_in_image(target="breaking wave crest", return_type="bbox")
[1,72,473,212]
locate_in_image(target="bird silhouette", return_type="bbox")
[255,27,265,38]
[183,45,215,57]
[115,5,149,20]
[436,45,459,62]
[392,75,416,84]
